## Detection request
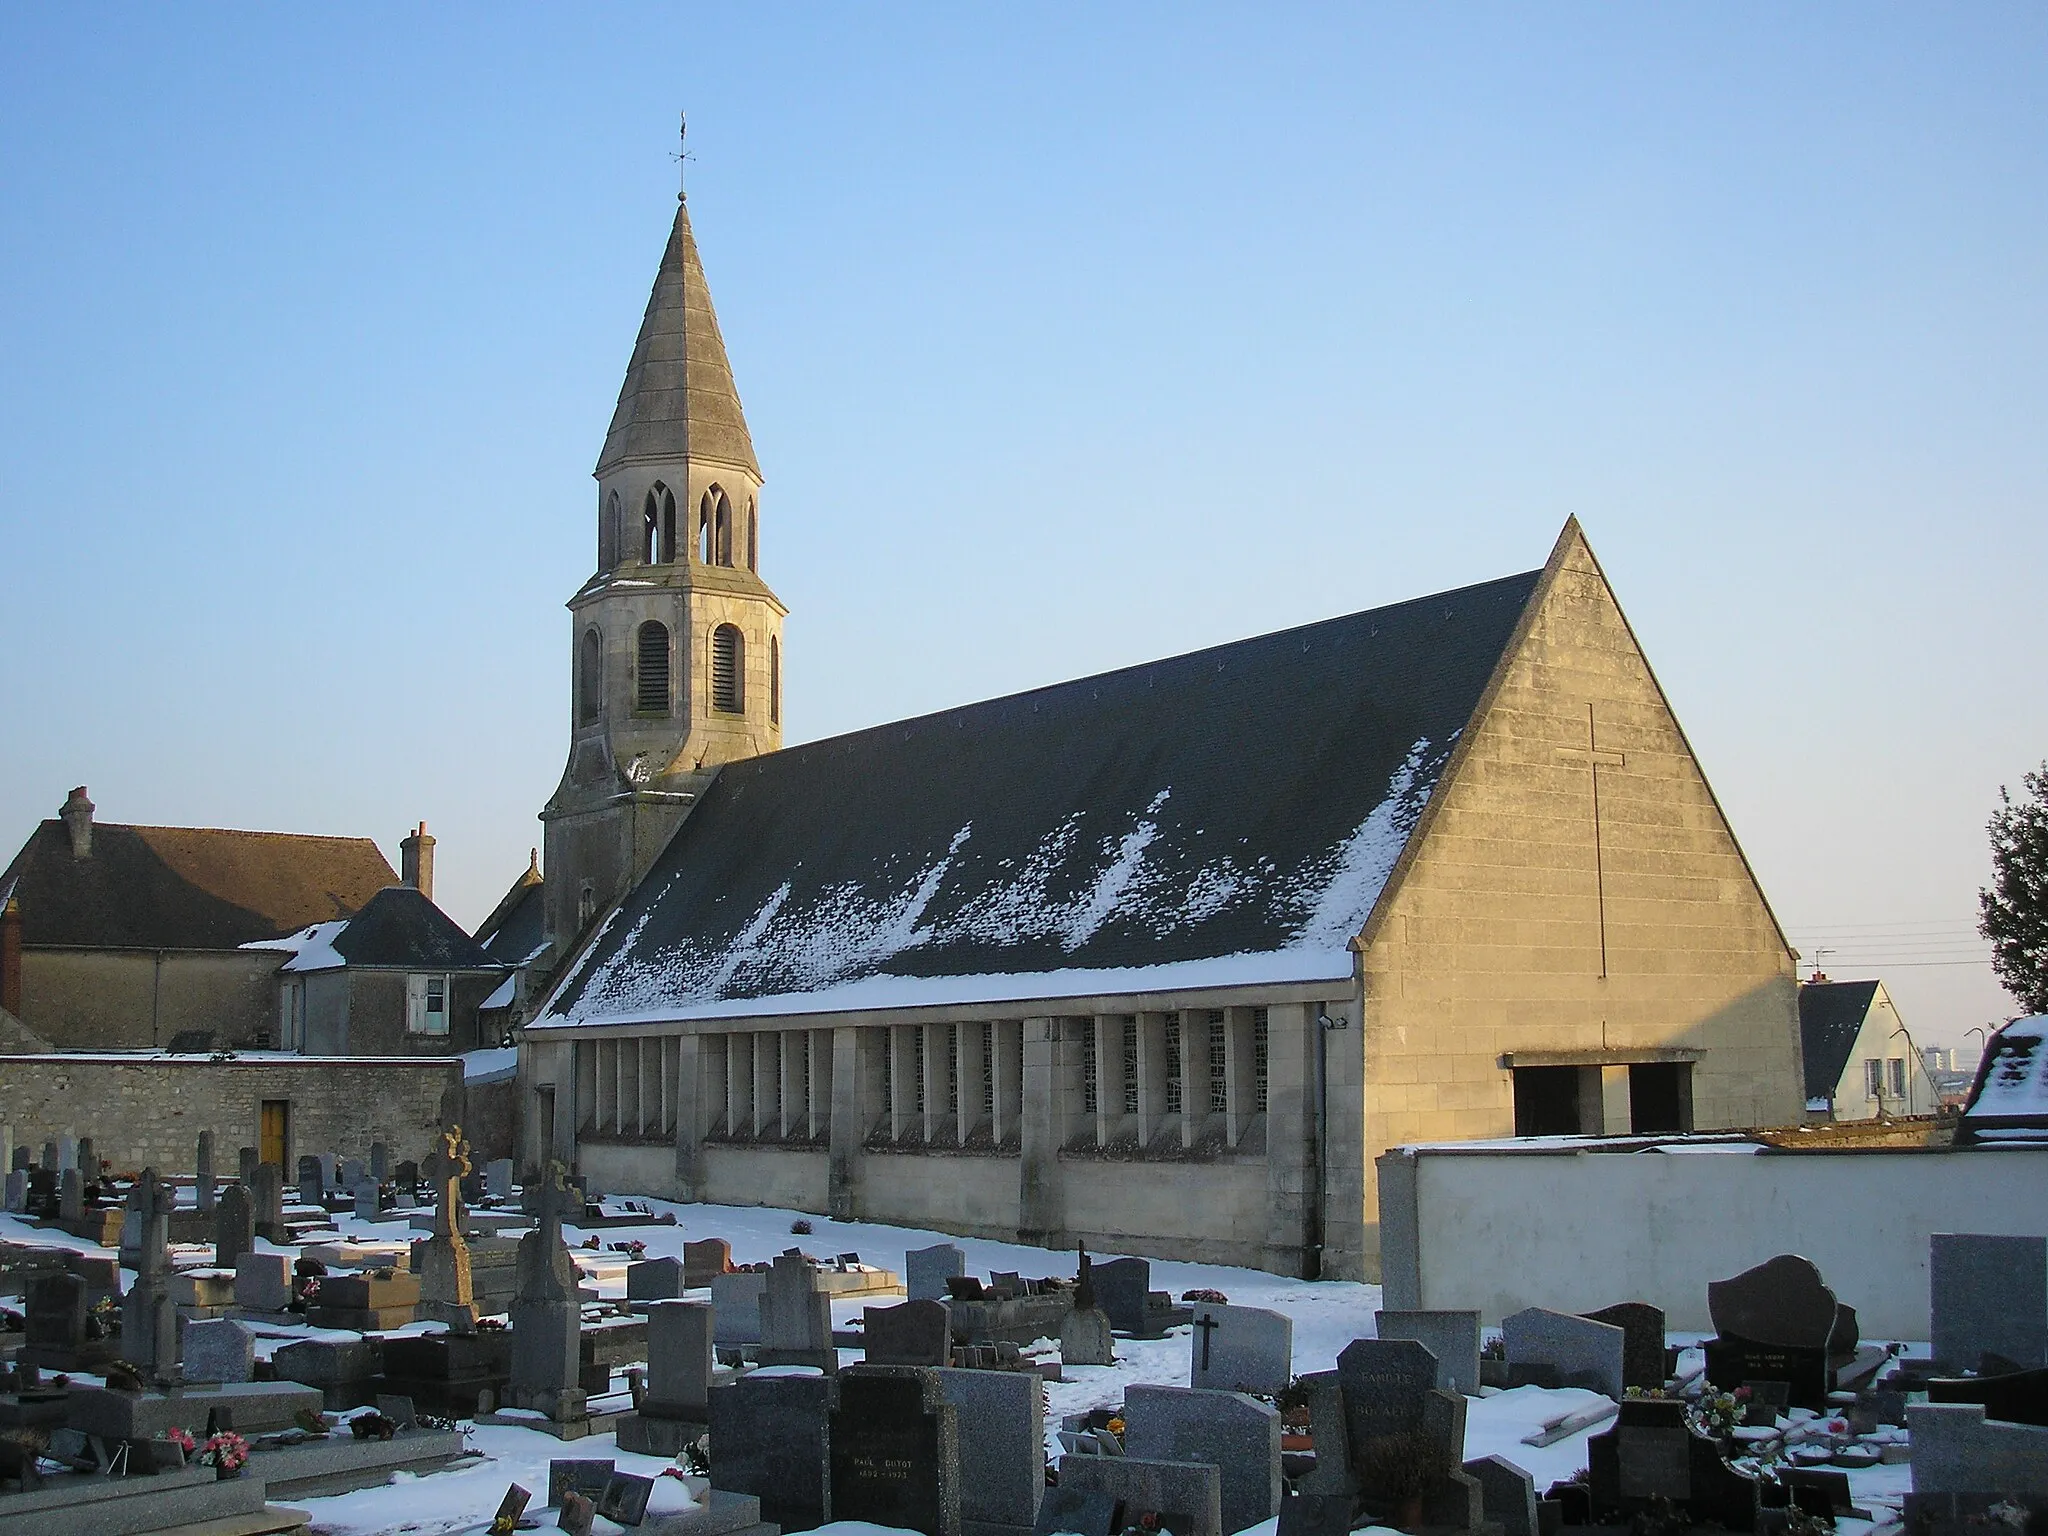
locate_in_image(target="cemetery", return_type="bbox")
[0,1122,2042,1536]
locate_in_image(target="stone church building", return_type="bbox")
[517,183,1806,1281]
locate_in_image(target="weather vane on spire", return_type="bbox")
[674,111,689,200]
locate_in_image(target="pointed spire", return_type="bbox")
[595,193,760,480]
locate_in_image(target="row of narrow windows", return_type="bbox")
[576,624,779,723]
[606,482,757,572]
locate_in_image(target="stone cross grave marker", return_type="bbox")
[507,1160,584,1421]
[938,1365,1043,1536]
[830,1366,961,1536]
[1930,1233,2047,1372]
[907,1242,967,1303]
[1190,1302,1293,1395]
[195,1131,216,1212]
[1122,1382,1282,1536]
[1501,1308,1626,1400]
[1376,1309,1482,1397]
[416,1125,477,1332]
[120,1167,180,1380]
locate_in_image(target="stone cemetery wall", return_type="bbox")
[1378,1139,2048,1337]
[0,1054,460,1172]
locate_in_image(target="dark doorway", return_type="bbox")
[1513,1066,1583,1136]
[1629,1063,1693,1134]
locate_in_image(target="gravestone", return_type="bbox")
[1277,1493,1356,1536]
[1464,1455,1539,1536]
[710,1373,834,1531]
[215,1183,256,1268]
[1061,1247,1116,1366]
[831,1366,961,1536]
[250,1162,286,1241]
[40,1140,57,1171]
[683,1236,734,1286]
[350,1180,382,1222]
[10,1144,26,1170]
[597,1472,657,1527]
[1293,1371,1354,1498]
[865,1299,952,1366]
[195,1131,216,1212]
[1708,1254,1851,1352]
[1924,1363,2048,1425]
[549,1459,617,1509]
[505,1164,586,1423]
[76,1135,96,1179]
[1091,1257,1151,1335]
[1336,1336,1439,1453]
[759,1252,836,1371]
[938,1366,1043,1536]
[626,1256,685,1307]
[58,1167,82,1223]
[1054,1457,1222,1536]
[370,1141,391,1183]
[1501,1308,1626,1399]
[617,1300,715,1455]
[24,1272,88,1361]
[121,1168,180,1379]
[238,1146,258,1185]
[298,1155,324,1206]
[341,1157,366,1190]
[1705,1334,1830,1410]
[235,1251,294,1313]
[184,1319,256,1383]
[3,1170,25,1212]
[1585,1397,1761,1527]
[1907,1401,2048,1496]
[55,1135,75,1171]
[1189,1303,1293,1395]
[395,1159,419,1206]
[1930,1233,2048,1372]
[319,1152,338,1190]
[1416,1390,1484,1529]
[486,1158,514,1200]
[908,1243,968,1303]
[1033,1485,1119,1536]
[1376,1309,1482,1397]
[712,1271,767,1348]
[416,1126,477,1332]
[1122,1383,1282,1536]
[1582,1302,1668,1393]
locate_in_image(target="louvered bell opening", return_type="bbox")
[712,625,743,713]
[636,622,670,714]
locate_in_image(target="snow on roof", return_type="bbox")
[244,919,348,973]
[1964,1017,2048,1123]
[542,567,1543,1029]
[462,1046,518,1083]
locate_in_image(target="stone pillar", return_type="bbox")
[957,1022,987,1145]
[1018,1016,1068,1247]
[1264,1003,1315,1277]
[1599,1064,1633,1136]
[827,1026,864,1221]
[551,1039,580,1175]
[673,1032,708,1200]
[1323,986,1369,1281]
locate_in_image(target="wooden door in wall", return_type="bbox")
[259,1100,289,1167]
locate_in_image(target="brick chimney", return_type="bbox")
[400,822,436,902]
[59,787,93,858]
[1,897,21,1017]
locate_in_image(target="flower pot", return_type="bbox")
[214,1463,242,1481]
[1395,1493,1426,1532]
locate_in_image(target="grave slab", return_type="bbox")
[1054,1456,1222,1536]
[1122,1382,1281,1536]
[1501,1308,1626,1400]
[1375,1309,1482,1397]
[939,1366,1044,1536]
[1189,1303,1292,1396]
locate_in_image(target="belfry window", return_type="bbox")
[746,502,758,570]
[636,622,671,714]
[711,624,744,713]
[714,493,733,567]
[643,483,677,563]
[699,489,717,563]
[602,490,621,568]
[577,629,602,725]
[769,636,781,724]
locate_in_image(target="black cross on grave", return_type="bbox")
[1194,1312,1221,1370]
[1554,703,1627,979]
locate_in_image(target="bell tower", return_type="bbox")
[541,165,787,960]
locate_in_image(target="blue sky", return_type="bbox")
[2,6,2041,1045]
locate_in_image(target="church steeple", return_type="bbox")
[540,157,787,961]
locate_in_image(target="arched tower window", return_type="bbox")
[698,489,717,564]
[769,634,780,724]
[601,490,621,569]
[577,628,602,725]
[714,492,733,567]
[711,624,744,714]
[636,621,671,714]
[746,500,758,571]
[643,483,676,563]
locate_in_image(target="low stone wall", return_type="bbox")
[1376,1136,2048,1340]
[0,1054,461,1174]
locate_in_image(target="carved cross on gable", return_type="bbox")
[1554,703,1628,978]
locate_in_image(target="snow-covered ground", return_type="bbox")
[0,1196,1919,1536]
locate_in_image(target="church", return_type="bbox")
[514,180,1807,1282]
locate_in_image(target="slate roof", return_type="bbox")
[477,874,546,967]
[257,886,502,974]
[1797,980,1880,1100]
[595,196,759,479]
[0,821,397,950]
[543,566,1545,1027]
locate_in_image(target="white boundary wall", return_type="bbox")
[1376,1140,2048,1340]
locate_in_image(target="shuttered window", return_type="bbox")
[636,622,670,714]
[712,624,744,713]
